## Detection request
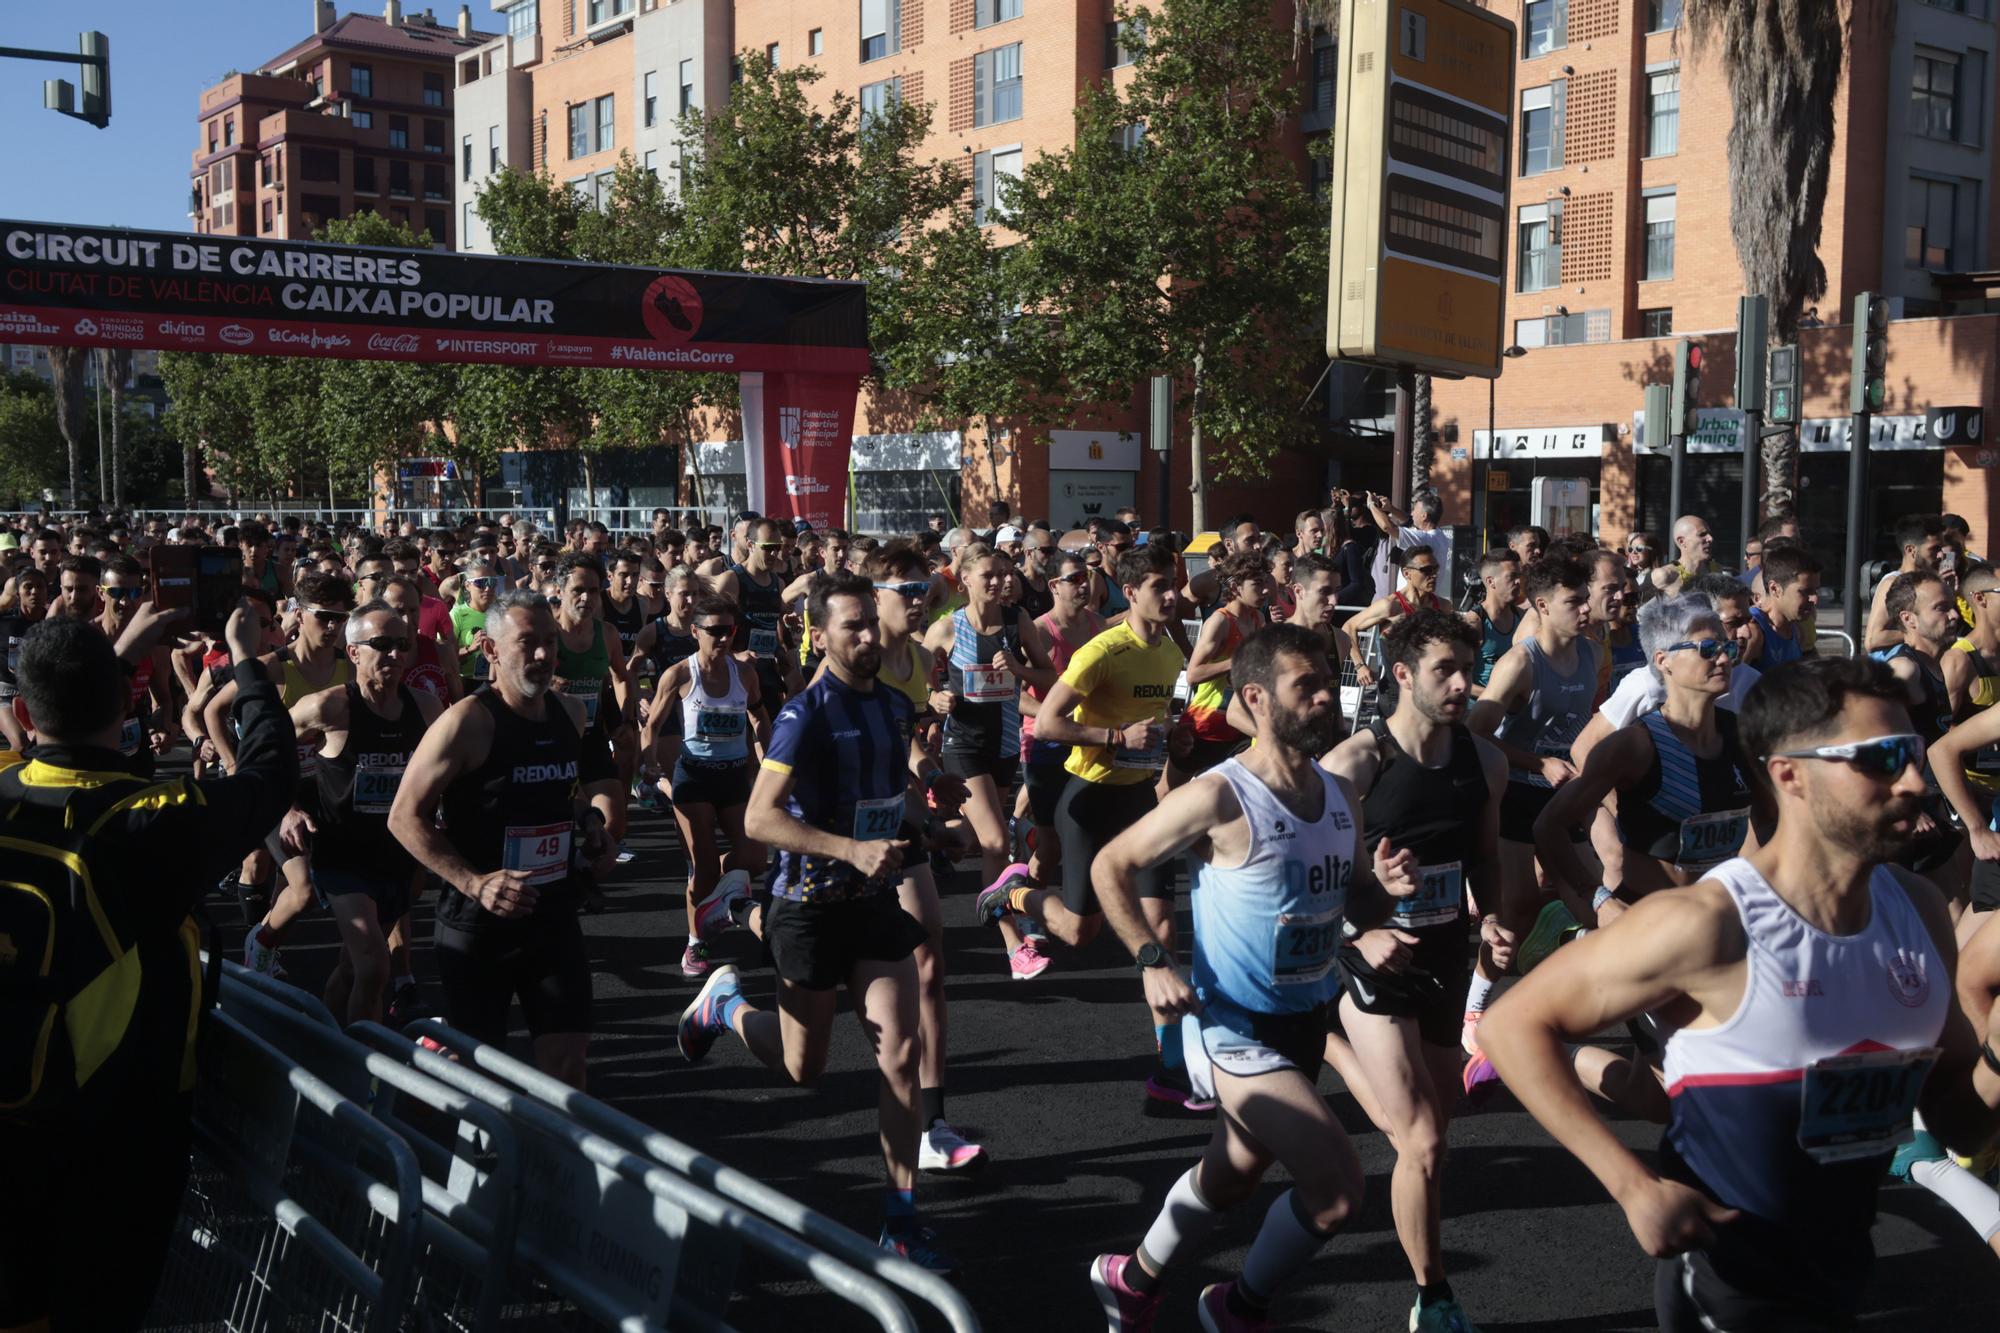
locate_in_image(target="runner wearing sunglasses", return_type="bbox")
[717,518,802,712]
[1876,571,1970,901]
[97,556,173,767]
[1483,655,2000,1332]
[280,602,442,1023]
[451,555,502,686]
[551,554,636,873]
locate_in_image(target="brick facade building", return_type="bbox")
[191,2,496,249]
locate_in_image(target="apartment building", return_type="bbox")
[1426,0,2000,599]
[190,2,496,248]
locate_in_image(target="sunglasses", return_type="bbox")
[1085,557,1103,569]
[1667,638,1742,662]
[756,541,783,551]
[468,577,499,590]
[874,580,930,600]
[1628,546,1653,556]
[101,585,144,601]
[358,635,412,654]
[1773,732,1925,778]
[1053,571,1090,586]
[305,608,350,627]
[640,580,665,591]
[1407,565,1439,577]
[694,622,735,637]
[1105,542,1133,553]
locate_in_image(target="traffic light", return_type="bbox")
[1670,338,1703,439]
[38,31,110,130]
[1851,292,1889,415]
[1767,344,1799,424]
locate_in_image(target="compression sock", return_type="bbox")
[1239,1189,1337,1310]
[1007,882,1036,914]
[883,1187,917,1232]
[1464,972,1495,1015]
[921,1086,945,1129]
[1135,1167,1222,1278]
[717,990,748,1032]
[1156,1021,1186,1071]
[1910,1156,2000,1244]
[727,895,757,929]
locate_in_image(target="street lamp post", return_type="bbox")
[1484,345,1528,550]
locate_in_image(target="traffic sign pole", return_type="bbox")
[1736,296,1768,573]
[1392,369,1416,512]
[1844,293,1889,635]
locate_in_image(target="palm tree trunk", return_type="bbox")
[109,350,129,508]
[46,346,90,509]
[1410,372,1434,497]
[184,437,201,508]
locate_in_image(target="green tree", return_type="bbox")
[0,371,68,505]
[1009,0,1325,531]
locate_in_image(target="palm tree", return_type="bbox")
[1411,372,1434,498]
[46,346,90,508]
[1685,1,1846,517]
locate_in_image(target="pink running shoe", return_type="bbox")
[1090,1253,1163,1332]
[1462,1049,1502,1098]
[1009,937,1052,980]
[1196,1282,1269,1333]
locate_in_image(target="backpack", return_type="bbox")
[0,761,201,1112]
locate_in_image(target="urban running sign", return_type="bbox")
[0,220,869,375]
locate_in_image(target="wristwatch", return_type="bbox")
[1134,942,1169,970]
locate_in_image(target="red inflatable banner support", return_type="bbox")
[740,371,862,533]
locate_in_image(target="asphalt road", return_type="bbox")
[245,803,1996,1331]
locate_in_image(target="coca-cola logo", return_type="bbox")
[367,333,422,353]
[220,324,255,346]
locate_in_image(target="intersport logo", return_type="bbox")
[367,333,422,353]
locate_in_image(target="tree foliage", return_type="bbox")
[0,371,67,504]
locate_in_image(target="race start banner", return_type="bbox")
[0,219,870,528]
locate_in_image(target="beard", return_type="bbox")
[1806,781,1927,863]
[1271,702,1343,757]
[845,643,882,680]
[1411,683,1465,725]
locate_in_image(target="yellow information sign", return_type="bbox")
[1327,0,1516,380]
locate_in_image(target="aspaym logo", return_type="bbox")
[640,274,703,344]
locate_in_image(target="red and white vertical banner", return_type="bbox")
[739,370,860,532]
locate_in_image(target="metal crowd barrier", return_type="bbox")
[1816,629,1858,658]
[148,963,977,1333]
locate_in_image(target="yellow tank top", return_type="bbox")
[280,651,353,707]
[879,639,932,713]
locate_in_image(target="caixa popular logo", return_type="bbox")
[367,333,422,353]
[784,473,830,497]
[639,274,703,345]
[220,324,255,346]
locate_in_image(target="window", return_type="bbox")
[207,120,217,152]
[1907,175,1963,269]
[351,63,373,98]
[1115,120,1146,152]
[680,59,694,113]
[312,67,325,96]
[389,159,412,196]
[810,29,824,56]
[1644,189,1676,280]
[508,0,537,37]
[1640,308,1674,338]
[1515,310,1610,347]
[1520,83,1564,174]
[301,146,340,181]
[489,124,501,171]
[976,0,1022,27]
[426,208,446,241]
[643,148,659,177]
[972,145,1022,226]
[861,0,901,62]
[352,109,373,129]
[1310,150,1332,206]
[594,170,615,209]
[1647,0,1682,31]
[1524,0,1565,57]
[389,115,409,150]
[462,134,473,180]
[464,200,475,242]
[569,103,589,157]
[860,77,901,127]
[424,73,445,108]
[1107,17,1145,67]
[425,119,447,154]
[261,200,274,233]
[355,157,378,193]
[766,42,781,68]
[1646,67,1679,155]
[1311,42,1337,112]
[223,115,235,146]
[424,164,448,201]
[975,43,1023,127]
[568,176,590,202]
[260,154,273,187]
[587,0,633,23]
[1912,50,1960,140]
[1517,201,1561,291]
[596,94,614,151]
[644,71,658,126]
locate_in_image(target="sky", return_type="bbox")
[0,1,332,234]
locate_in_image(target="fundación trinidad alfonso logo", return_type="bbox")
[640,274,704,344]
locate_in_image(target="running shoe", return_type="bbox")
[1461,1049,1501,1098]
[680,940,714,978]
[1890,1125,1946,1181]
[974,863,1033,924]
[1411,1295,1481,1332]
[616,840,637,865]
[384,981,424,1030]
[1090,1253,1163,1332]
[879,1222,957,1274]
[242,927,283,978]
[1196,1282,1268,1333]
[1009,938,1052,981]
[1459,1010,1483,1057]
[1144,1067,1218,1117]
[692,869,752,939]
[1516,900,1582,974]
[676,964,741,1063]
[919,1120,988,1172]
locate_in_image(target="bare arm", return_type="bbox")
[1009,608,1059,693]
[1535,724,1651,900]
[1095,774,1237,996]
[1466,646,1541,771]
[1183,611,1235,686]
[386,695,528,911]
[204,676,243,771]
[1898,867,2000,1155]
[1865,577,1900,652]
[1943,646,1976,719]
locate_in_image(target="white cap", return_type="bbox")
[994,525,1025,544]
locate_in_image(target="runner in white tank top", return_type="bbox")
[1078,623,1425,1332]
[1479,656,2000,1332]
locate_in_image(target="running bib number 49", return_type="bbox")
[1271,909,1340,986]
[502,820,573,886]
[1392,861,1462,928]
[851,795,902,842]
[1676,808,1750,874]
[1797,1045,1940,1163]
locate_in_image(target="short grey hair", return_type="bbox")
[1412,494,1443,524]
[1638,592,1721,682]
[484,586,553,636]
[344,598,403,646]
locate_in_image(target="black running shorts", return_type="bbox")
[764,891,927,991]
[1057,777,1172,913]
[434,910,593,1043]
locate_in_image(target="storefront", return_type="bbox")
[1470,423,1615,548]
[850,431,961,534]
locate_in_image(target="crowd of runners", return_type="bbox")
[2,495,1999,1332]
